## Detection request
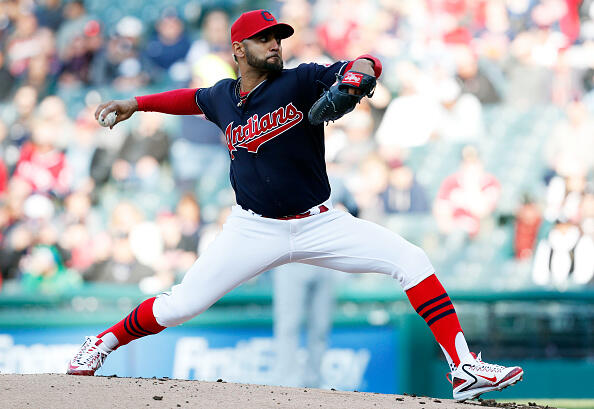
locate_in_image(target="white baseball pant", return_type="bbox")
[153,200,435,327]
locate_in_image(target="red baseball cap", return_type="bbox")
[231,10,294,43]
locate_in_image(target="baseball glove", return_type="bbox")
[308,71,376,125]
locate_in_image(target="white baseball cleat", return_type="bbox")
[449,353,524,401]
[67,336,111,376]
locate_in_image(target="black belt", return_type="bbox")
[264,205,329,220]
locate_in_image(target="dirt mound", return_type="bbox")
[0,374,551,409]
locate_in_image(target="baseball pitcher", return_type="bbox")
[67,10,523,401]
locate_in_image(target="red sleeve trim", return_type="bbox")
[343,54,382,78]
[135,88,202,115]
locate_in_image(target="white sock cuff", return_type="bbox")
[439,344,456,372]
[99,332,118,352]
[455,332,474,364]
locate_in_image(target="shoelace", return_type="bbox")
[470,353,506,373]
[470,363,506,372]
[72,338,92,365]
[446,352,506,385]
[73,338,106,367]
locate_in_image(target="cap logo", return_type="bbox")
[261,10,274,21]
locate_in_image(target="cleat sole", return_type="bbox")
[455,371,524,402]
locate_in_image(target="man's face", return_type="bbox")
[242,29,283,72]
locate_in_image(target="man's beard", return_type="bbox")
[244,45,283,72]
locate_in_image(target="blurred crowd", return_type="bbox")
[0,0,593,294]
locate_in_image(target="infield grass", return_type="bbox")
[497,399,594,409]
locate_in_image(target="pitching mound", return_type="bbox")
[0,374,547,409]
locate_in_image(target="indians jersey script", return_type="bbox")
[195,61,349,218]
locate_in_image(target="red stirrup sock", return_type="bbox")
[97,297,166,350]
[406,274,471,368]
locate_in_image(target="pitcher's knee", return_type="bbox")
[395,244,434,290]
[153,289,209,327]
[410,244,432,268]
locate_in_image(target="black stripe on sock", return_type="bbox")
[415,293,448,314]
[427,308,456,327]
[421,300,452,319]
[128,308,152,337]
[124,313,144,337]
[133,306,155,336]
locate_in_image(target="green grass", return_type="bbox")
[497,399,594,409]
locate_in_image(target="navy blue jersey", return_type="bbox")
[195,60,349,218]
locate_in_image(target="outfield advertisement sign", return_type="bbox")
[0,326,399,393]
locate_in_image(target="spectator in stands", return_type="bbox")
[4,176,32,230]
[55,0,90,58]
[20,244,81,293]
[58,222,95,272]
[454,45,502,104]
[34,0,65,32]
[574,190,594,285]
[58,20,103,86]
[1,191,61,285]
[375,61,440,162]
[175,193,202,254]
[285,28,332,68]
[543,99,594,224]
[331,110,376,174]
[280,0,312,33]
[504,31,554,107]
[315,0,361,60]
[175,15,235,200]
[37,95,74,147]
[89,16,150,89]
[58,190,101,233]
[144,9,191,72]
[84,201,154,284]
[88,121,127,188]
[434,146,501,238]
[171,68,231,198]
[12,119,71,197]
[545,172,587,224]
[56,191,99,272]
[25,53,57,98]
[0,198,10,248]
[380,164,429,214]
[350,153,389,220]
[433,78,485,142]
[514,194,543,260]
[154,211,196,284]
[186,9,234,69]
[505,0,535,37]
[197,206,230,255]
[66,108,99,192]
[0,51,15,101]
[5,12,41,78]
[272,178,358,388]
[545,99,594,180]
[0,152,7,196]
[128,219,176,294]
[112,111,170,187]
[0,219,33,282]
[532,217,582,288]
[2,86,38,152]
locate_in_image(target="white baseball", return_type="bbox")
[98,109,117,127]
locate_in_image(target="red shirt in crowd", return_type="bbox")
[13,142,71,194]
